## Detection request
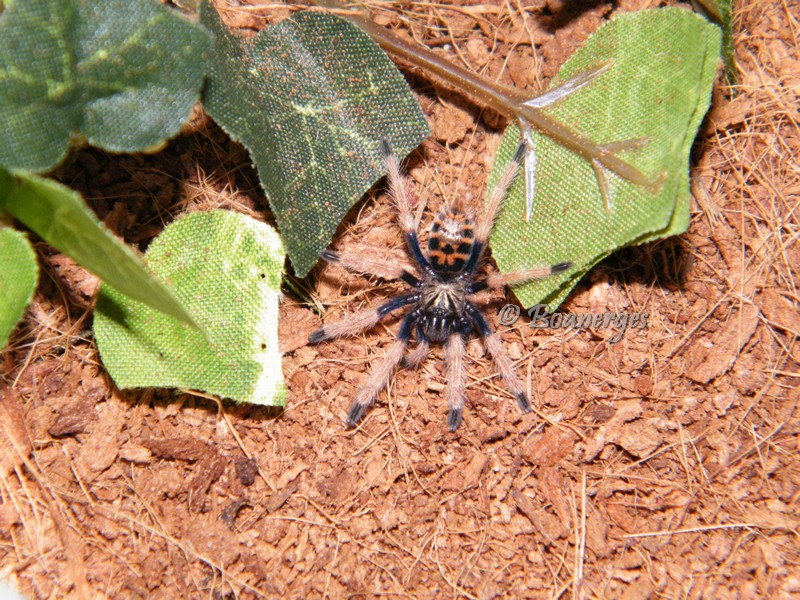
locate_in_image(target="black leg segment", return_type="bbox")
[465,302,492,337]
[448,407,463,432]
[377,293,421,319]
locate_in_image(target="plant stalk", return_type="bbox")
[313,0,662,195]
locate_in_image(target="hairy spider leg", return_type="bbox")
[468,261,573,294]
[347,309,420,427]
[308,293,420,344]
[444,333,467,431]
[461,142,527,277]
[401,321,430,369]
[320,249,420,287]
[465,303,531,414]
[381,139,435,277]
[486,262,572,287]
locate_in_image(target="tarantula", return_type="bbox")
[309,140,571,431]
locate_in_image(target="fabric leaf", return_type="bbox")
[94,210,286,406]
[490,8,721,310]
[4,173,196,325]
[201,3,429,276]
[0,0,211,172]
[0,227,38,349]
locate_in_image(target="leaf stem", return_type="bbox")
[315,0,662,195]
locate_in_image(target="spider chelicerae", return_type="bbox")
[309,140,571,431]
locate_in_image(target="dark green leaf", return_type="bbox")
[0,0,211,172]
[201,3,429,276]
[0,166,11,202]
[693,0,735,84]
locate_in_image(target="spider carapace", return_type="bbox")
[309,140,571,431]
[419,203,476,343]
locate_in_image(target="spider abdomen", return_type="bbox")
[427,205,476,275]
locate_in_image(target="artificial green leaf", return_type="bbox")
[94,210,286,406]
[4,173,196,325]
[0,166,11,201]
[694,0,735,84]
[0,227,38,349]
[200,3,429,277]
[0,0,211,173]
[490,8,721,310]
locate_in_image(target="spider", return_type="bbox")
[309,139,571,431]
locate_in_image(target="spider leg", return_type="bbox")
[347,309,419,428]
[468,261,572,294]
[461,142,527,276]
[443,333,467,431]
[321,249,420,287]
[401,321,430,369]
[308,293,420,344]
[381,139,435,277]
[465,302,531,414]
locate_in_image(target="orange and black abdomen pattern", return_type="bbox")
[427,207,475,275]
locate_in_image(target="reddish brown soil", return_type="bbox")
[1,0,798,598]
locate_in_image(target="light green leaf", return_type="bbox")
[201,3,429,277]
[4,173,196,325]
[0,0,211,172]
[95,210,286,406]
[0,227,38,349]
[490,8,721,310]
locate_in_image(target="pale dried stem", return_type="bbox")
[314,0,663,196]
